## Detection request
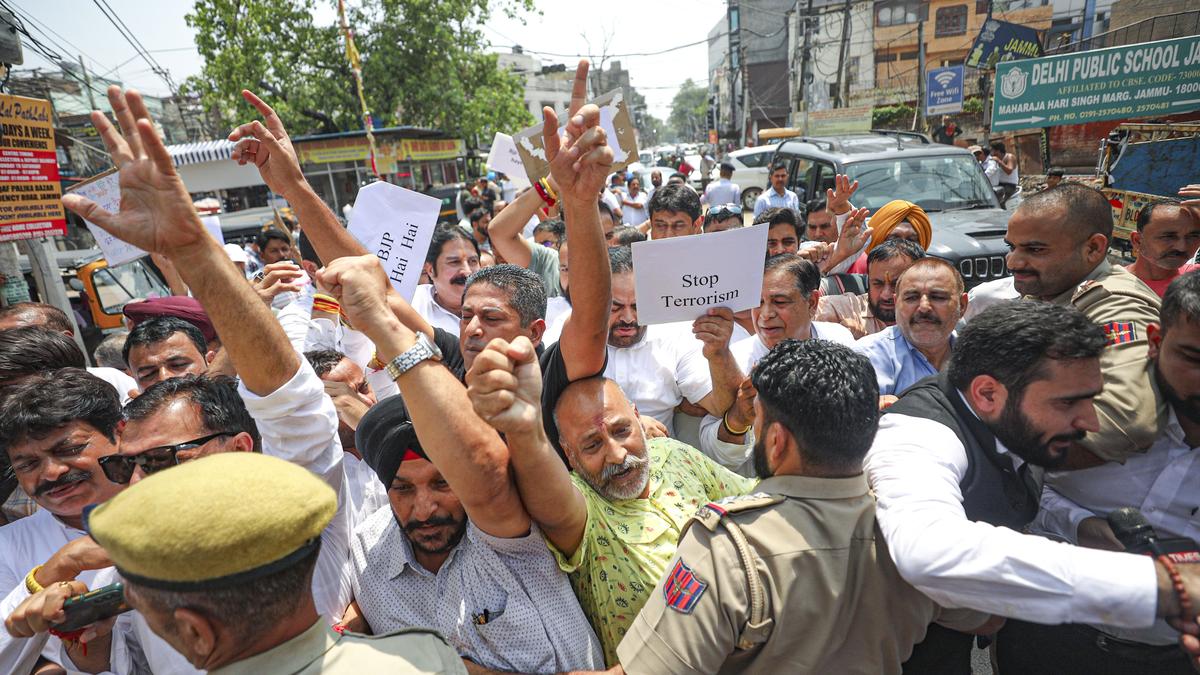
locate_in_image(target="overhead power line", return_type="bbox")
[91,0,177,94]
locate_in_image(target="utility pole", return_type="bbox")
[77,55,98,112]
[915,20,926,132]
[740,46,750,146]
[834,0,853,108]
[799,0,815,133]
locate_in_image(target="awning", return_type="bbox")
[166,140,236,166]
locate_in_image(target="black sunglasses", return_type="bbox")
[709,203,742,219]
[98,432,236,484]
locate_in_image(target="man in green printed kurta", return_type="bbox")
[467,340,755,665]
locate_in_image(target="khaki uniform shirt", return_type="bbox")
[815,292,889,340]
[1043,260,1166,462]
[212,620,467,675]
[616,474,985,675]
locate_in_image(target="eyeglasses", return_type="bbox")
[98,432,236,484]
[708,204,742,220]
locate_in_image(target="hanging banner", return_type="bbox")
[966,18,1043,70]
[992,35,1200,131]
[0,94,67,242]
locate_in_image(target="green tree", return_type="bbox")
[182,0,534,140]
[667,79,708,143]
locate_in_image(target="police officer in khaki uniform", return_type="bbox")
[615,340,988,675]
[1005,183,1164,466]
[86,452,467,675]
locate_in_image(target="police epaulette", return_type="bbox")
[692,493,785,532]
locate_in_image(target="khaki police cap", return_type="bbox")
[86,452,336,591]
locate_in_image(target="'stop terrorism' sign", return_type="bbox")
[991,35,1200,132]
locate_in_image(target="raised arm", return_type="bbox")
[550,61,614,380]
[320,255,529,538]
[487,185,544,268]
[61,87,296,396]
[467,336,587,556]
[228,90,435,340]
[691,307,740,416]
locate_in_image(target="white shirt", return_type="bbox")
[982,157,1002,188]
[343,453,390,527]
[697,323,855,474]
[702,178,741,207]
[1033,408,1199,644]
[605,323,713,435]
[621,191,649,225]
[542,296,572,347]
[0,510,115,675]
[350,508,604,673]
[601,189,622,215]
[864,412,1159,628]
[410,283,463,337]
[87,367,138,405]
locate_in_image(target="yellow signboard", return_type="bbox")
[0,94,67,241]
[397,138,464,161]
[297,136,464,169]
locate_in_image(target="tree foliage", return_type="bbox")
[183,0,535,141]
[666,79,708,143]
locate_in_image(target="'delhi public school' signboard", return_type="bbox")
[991,35,1200,132]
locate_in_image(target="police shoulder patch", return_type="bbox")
[1101,321,1136,346]
[663,558,708,614]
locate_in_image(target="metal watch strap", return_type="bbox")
[384,333,440,380]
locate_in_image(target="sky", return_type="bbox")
[9,0,724,122]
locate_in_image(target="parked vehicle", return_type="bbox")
[1097,122,1200,257]
[771,131,1012,289]
[17,250,171,355]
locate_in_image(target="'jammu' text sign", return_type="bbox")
[631,224,768,325]
[348,181,440,302]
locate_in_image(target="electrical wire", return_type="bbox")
[90,0,177,93]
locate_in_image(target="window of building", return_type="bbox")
[875,0,923,26]
[848,56,860,84]
[936,5,968,36]
[900,51,919,60]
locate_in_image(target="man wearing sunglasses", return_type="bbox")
[4,84,356,674]
[703,203,743,233]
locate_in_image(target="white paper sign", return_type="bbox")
[511,88,638,184]
[347,181,441,302]
[631,224,769,325]
[68,171,224,267]
[486,133,530,188]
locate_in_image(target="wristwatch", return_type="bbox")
[384,332,443,380]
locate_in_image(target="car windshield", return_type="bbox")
[843,155,997,212]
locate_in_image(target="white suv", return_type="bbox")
[710,146,775,209]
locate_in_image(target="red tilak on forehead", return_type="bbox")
[401,448,423,462]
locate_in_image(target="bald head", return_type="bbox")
[1015,183,1113,244]
[554,377,635,443]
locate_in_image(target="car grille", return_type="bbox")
[958,255,1008,281]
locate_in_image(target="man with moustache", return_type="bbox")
[1007,274,1200,673]
[0,369,124,674]
[1005,184,1164,467]
[866,301,1200,675]
[697,254,855,475]
[1125,201,1200,298]
[818,239,925,339]
[855,258,966,398]
[616,339,991,674]
[411,224,482,336]
[600,246,741,437]
[466,336,756,665]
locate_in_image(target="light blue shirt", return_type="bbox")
[702,178,741,207]
[752,187,801,218]
[854,325,953,396]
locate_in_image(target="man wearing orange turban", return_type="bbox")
[848,200,933,273]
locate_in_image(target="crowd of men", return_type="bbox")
[3,60,1200,675]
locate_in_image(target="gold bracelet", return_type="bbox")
[539,176,559,202]
[722,412,752,436]
[25,565,44,595]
